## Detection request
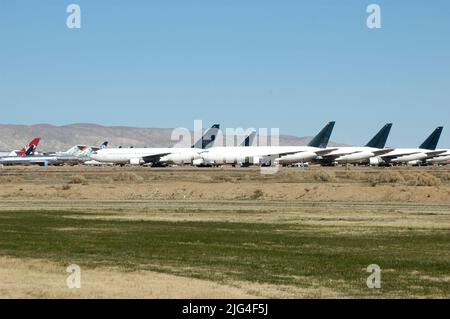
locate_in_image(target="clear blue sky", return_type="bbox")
[0,1,449,147]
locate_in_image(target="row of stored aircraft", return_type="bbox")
[89,123,448,166]
[0,140,108,166]
[1,123,449,167]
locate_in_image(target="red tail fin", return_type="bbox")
[17,138,40,156]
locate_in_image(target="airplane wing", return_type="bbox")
[424,150,448,157]
[382,149,446,161]
[142,153,172,164]
[372,148,394,156]
[315,148,338,156]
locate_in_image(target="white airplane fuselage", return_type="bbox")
[199,146,323,165]
[426,149,450,164]
[323,146,386,164]
[90,147,204,165]
[380,148,443,164]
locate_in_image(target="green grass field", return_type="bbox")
[1,209,449,298]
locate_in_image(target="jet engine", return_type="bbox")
[192,158,205,166]
[369,156,385,166]
[129,158,144,165]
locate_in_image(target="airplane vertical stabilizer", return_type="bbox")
[192,124,220,149]
[365,123,392,148]
[240,131,256,147]
[307,121,335,148]
[419,127,443,150]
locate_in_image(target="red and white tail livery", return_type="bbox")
[15,138,40,156]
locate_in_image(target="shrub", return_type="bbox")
[213,175,234,182]
[311,170,335,182]
[70,175,88,185]
[368,171,405,185]
[406,173,441,186]
[342,171,365,181]
[113,172,144,183]
[250,189,264,200]
[0,176,14,183]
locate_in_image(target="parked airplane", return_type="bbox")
[0,138,41,157]
[0,141,109,166]
[426,150,450,165]
[50,141,110,165]
[316,123,393,165]
[90,124,220,165]
[54,141,108,158]
[0,138,53,165]
[376,127,445,165]
[196,122,336,166]
[0,155,59,166]
[240,131,256,147]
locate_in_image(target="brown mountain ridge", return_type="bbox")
[0,123,346,152]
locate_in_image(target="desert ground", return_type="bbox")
[0,165,449,298]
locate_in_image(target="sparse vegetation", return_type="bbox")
[311,170,335,182]
[113,172,144,183]
[368,171,405,186]
[340,170,365,181]
[0,176,14,183]
[250,189,264,199]
[405,173,441,187]
[69,175,88,185]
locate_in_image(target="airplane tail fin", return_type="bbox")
[365,123,392,148]
[419,126,443,150]
[100,141,109,149]
[192,124,220,149]
[80,146,92,155]
[240,131,256,147]
[17,137,40,156]
[307,121,335,148]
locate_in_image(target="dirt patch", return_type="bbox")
[0,256,258,298]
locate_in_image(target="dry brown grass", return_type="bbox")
[311,170,335,182]
[368,171,405,186]
[0,166,449,203]
[113,172,144,183]
[250,189,264,200]
[69,175,88,185]
[405,172,442,186]
[0,257,259,298]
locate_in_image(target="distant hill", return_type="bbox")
[0,123,347,152]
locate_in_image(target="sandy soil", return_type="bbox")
[0,166,449,204]
[0,257,259,298]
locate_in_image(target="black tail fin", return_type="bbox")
[192,124,220,149]
[307,121,335,148]
[240,131,256,147]
[365,123,392,148]
[419,126,443,150]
